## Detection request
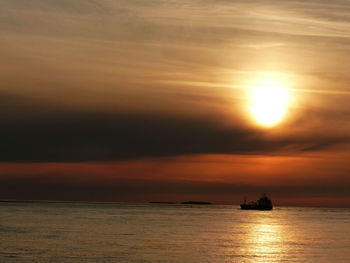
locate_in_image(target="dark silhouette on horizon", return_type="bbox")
[181,201,212,205]
[240,194,273,210]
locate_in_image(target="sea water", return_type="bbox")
[1,202,350,262]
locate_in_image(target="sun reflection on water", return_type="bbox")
[239,213,289,263]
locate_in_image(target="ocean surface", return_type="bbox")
[1,202,350,262]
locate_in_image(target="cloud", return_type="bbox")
[0,0,350,162]
[0,92,349,162]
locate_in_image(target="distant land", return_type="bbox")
[181,201,212,205]
[0,200,213,205]
[149,201,212,205]
[149,201,177,204]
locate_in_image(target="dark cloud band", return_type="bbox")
[1,94,349,162]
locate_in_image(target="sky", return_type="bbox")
[1,0,350,206]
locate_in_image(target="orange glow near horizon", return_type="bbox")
[0,153,350,207]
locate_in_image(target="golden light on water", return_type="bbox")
[244,215,288,263]
[248,77,292,127]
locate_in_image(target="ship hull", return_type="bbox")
[240,204,272,210]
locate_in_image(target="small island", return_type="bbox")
[181,201,212,205]
[149,201,177,204]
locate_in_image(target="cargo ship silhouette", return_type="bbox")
[240,194,273,210]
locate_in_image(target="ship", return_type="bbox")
[240,194,273,210]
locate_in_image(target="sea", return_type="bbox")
[1,202,350,262]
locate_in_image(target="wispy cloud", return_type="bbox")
[0,0,350,162]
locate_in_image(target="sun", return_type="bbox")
[248,78,291,127]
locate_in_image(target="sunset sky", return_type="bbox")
[1,0,350,206]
